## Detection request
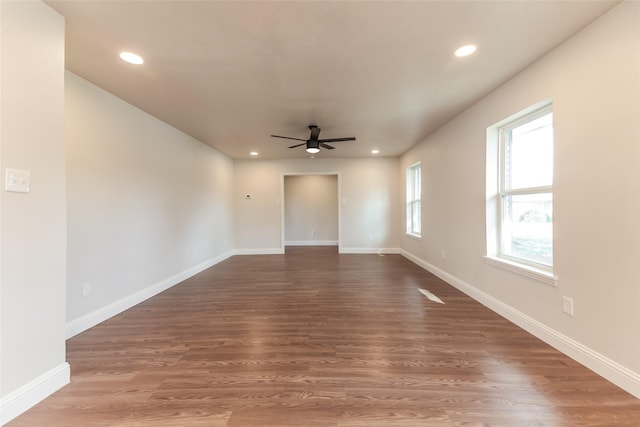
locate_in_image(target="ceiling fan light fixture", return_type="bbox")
[306,139,320,154]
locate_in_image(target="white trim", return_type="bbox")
[484,255,557,286]
[339,247,400,255]
[233,248,285,255]
[491,98,553,129]
[401,249,640,399]
[280,174,286,252]
[0,362,70,425]
[285,240,338,246]
[65,251,234,339]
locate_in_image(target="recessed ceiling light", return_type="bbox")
[119,51,144,65]
[371,149,380,154]
[250,151,258,156]
[455,44,477,57]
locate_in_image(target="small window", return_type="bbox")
[487,102,554,279]
[406,162,421,237]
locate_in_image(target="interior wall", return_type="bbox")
[401,1,640,393]
[234,158,400,253]
[284,175,338,245]
[0,0,68,421]
[65,71,235,329]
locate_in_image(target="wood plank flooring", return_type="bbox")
[8,247,640,426]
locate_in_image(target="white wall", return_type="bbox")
[0,1,69,423]
[284,175,338,245]
[401,1,640,396]
[234,158,400,253]
[65,71,235,335]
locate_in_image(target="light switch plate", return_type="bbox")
[5,169,30,193]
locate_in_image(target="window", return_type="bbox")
[487,102,554,282]
[406,162,421,237]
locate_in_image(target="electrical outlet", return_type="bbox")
[562,296,574,316]
[82,282,91,297]
[441,250,446,260]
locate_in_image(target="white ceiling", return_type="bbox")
[46,0,618,160]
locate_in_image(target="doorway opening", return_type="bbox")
[281,173,340,251]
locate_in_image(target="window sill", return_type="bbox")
[405,232,421,241]
[484,255,557,286]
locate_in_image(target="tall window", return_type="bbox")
[406,162,421,237]
[497,104,553,269]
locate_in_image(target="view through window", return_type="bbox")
[499,106,553,267]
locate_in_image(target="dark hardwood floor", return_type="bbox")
[9,247,640,426]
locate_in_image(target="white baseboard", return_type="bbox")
[233,248,285,255]
[285,240,338,246]
[233,247,400,255]
[65,251,234,339]
[0,362,70,425]
[401,249,640,399]
[339,247,401,254]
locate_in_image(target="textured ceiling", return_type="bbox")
[47,0,618,159]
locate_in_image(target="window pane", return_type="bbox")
[413,166,421,199]
[412,201,421,234]
[502,193,552,265]
[505,113,553,190]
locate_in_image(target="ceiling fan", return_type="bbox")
[271,125,356,154]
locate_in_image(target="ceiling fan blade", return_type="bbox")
[319,143,335,150]
[288,142,307,149]
[317,137,356,143]
[271,135,307,142]
[309,125,321,140]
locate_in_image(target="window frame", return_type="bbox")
[486,101,557,285]
[406,162,421,238]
